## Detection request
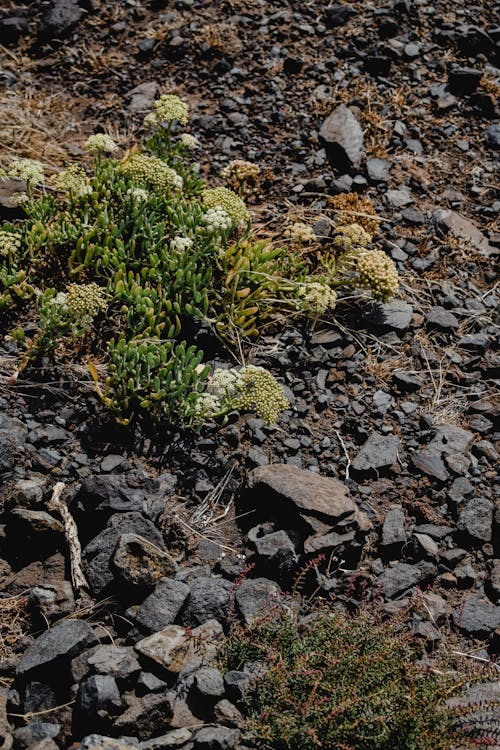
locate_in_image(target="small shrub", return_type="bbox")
[222,606,496,750]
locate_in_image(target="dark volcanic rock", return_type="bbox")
[83,512,165,597]
[112,533,177,592]
[181,576,232,628]
[17,619,97,677]
[234,578,283,625]
[39,0,84,40]
[324,4,356,28]
[378,563,435,599]
[453,595,500,638]
[457,496,493,542]
[411,449,449,481]
[351,433,400,475]
[134,578,191,632]
[448,66,482,96]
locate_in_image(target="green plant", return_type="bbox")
[222,606,497,750]
[1,92,401,428]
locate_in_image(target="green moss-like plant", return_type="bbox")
[222,606,497,750]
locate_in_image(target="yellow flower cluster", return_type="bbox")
[123,154,183,191]
[235,365,289,424]
[84,134,118,154]
[334,223,372,253]
[0,230,21,258]
[149,94,189,127]
[8,159,44,185]
[285,222,316,244]
[52,165,91,198]
[355,249,399,302]
[221,159,260,189]
[202,187,250,226]
[298,282,337,315]
[66,283,107,324]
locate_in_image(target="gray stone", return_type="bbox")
[425,307,459,330]
[139,728,193,749]
[457,496,493,542]
[352,433,400,474]
[192,726,241,750]
[448,66,482,96]
[367,300,413,332]
[385,188,413,207]
[181,577,232,628]
[247,465,358,523]
[382,507,407,548]
[429,424,474,456]
[193,667,225,699]
[76,675,122,718]
[319,105,364,169]
[84,512,165,597]
[485,123,500,150]
[113,692,175,739]
[366,158,391,182]
[223,671,252,703]
[22,682,57,715]
[0,431,18,473]
[432,209,495,256]
[411,449,449,481]
[393,371,423,392]
[487,560,500,602]
[413,533,439,559]
[378,563,430,599]
[127,82,159,113]
[17,619,97,677]
[14,723,61,750]
[458,333,492,351]
[135,620,223,675]
[453,595,500,637]
[39,0,84,39]
[87,645,141,684]
[134,579,190,633]
[78,737,137,750]
[234,578,283,625]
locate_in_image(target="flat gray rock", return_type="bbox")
[18,620,97,677]
[432,208,496,256]
[352,433,400,473]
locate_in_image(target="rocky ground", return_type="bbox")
[0,0,499,749]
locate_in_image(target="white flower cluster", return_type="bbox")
[179,133,199,150]
[194,393,221,419]
[204,207,232,232]
[52,165,92,198]
[171,236,193,252]
[0,230,21,258]
[84,134,118,155]
[207,367,240,399]
[127,187,149,202]
[285,222,316,244]
[8,159,44,185]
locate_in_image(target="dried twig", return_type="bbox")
[47,482,90,606]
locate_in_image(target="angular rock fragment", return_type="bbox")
[352,433,400,475]
[17,620,97,677]
[432,208,496,256]
[319,105,364,171]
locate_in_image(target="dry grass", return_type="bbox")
[0,595,30,680]
[0,88,91,168]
